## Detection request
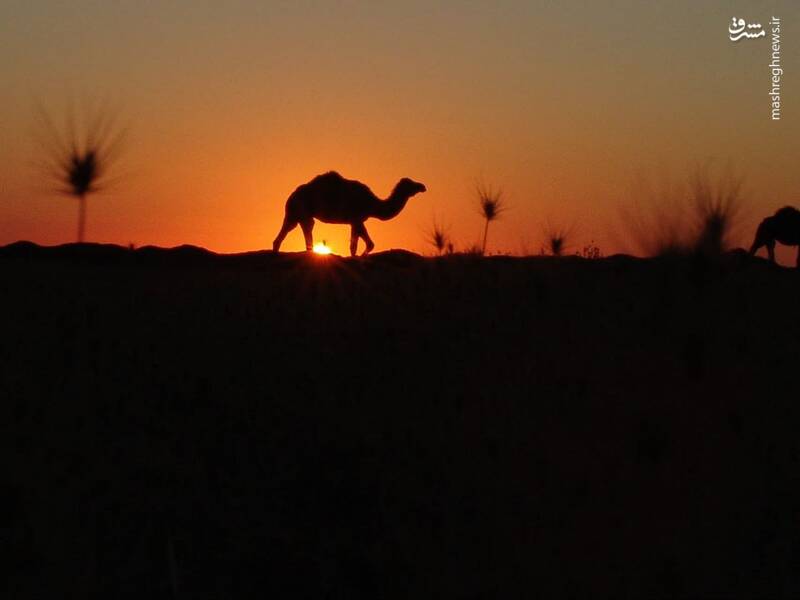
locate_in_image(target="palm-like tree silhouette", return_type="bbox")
[477,182,505,255]
[34,100,125,242]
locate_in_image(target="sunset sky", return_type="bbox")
[1,1,797,259]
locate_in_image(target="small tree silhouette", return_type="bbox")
[477,182,506,255]
[33,99,126,243]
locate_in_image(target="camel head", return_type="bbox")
[749,216,775,255]
[393,177,427,199]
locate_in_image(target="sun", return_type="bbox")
[312,242,332,255]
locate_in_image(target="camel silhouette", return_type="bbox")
[749,206,800,267]
[272,171,426,256]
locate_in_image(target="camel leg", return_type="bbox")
[349,225,359,257]
[355,222,375,256]
[272,216,297,253]
[767,241,776,263]
[300,218,315,251]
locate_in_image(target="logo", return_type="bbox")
[728,17,765,42]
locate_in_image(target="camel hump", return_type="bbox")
[287,171,347,201]
[305,171,376,198]
[306,171,370,192]
[310,171,346,185]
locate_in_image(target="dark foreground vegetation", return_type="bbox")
[2,241,799,598]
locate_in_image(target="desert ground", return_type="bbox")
[2,241,799,598]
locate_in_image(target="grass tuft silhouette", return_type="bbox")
[618,163,748,259]
[541,221,575,257]
[476,181,506,255]
[426,217,452,255]
[618,169,689,257]
[689,163,745,257]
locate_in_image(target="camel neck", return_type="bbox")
[373,192,409,221]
